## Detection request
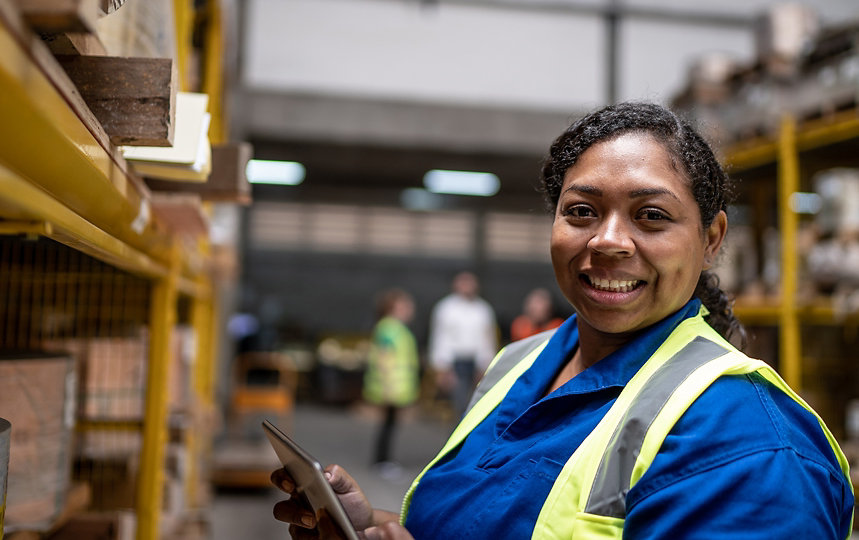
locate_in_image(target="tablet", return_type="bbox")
[262,419,360,540]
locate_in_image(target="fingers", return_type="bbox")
[273,498,317,528]
[271,467,295,494]
[324,464,357,495]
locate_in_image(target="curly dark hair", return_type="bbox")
[541,102,746,348]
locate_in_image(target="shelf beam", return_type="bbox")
[725,109,859,173]
[0,9,173,261]
[0,162,169,279]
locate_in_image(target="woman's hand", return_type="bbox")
[271,464,376,538]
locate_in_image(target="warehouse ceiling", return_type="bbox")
[233,88,576,212]
[231,0,859,211]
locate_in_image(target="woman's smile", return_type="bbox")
[582,274,643,294]
[579,273,647,308]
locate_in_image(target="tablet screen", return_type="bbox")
[263,419,361,540]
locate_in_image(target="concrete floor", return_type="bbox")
[210,403,453,539]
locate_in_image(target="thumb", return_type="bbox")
[362,527,384,540]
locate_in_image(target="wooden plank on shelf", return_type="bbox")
[0,0,146,185]
[42,30,107,55]
[145,142,253,204]
[150,193,209,238]
[14,0,100,34]
[55,55,176,146]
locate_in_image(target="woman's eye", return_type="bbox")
[639,208,669,221]
[563,205,595,218]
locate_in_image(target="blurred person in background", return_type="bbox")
[509,287,564,342]
[272,102,853,539]
[363,289,420,474]
[427,271,497,420]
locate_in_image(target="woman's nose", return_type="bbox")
[587,214,635,256]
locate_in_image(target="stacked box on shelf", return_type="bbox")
[672,4,859,144]
[794,23,859,121]
[168,325,194,415]
[671,52,738,146]
[83,330,149,422]
[0,352,76,533]
[48,325,194,423]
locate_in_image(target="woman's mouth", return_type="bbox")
[584,275,643,293]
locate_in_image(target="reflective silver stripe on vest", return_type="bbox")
[583,336,729,519]
[463,329,555,417]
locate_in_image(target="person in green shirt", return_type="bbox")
[363,288,420,470]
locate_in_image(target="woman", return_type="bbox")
[363,288,420,469]
[510,287,564,342]
[272,102,854,539]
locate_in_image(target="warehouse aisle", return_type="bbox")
[211,404,452,539]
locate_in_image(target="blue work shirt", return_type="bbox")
[404,299,853,539]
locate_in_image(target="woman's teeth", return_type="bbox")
[588,276,640,293]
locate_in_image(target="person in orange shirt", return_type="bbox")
[510,287,564,341]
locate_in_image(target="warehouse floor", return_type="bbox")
[210,403,452,539]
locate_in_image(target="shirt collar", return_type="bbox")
[538,298,704,396]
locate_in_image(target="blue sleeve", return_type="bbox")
[624,374,854,539]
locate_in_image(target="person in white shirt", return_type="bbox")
[428,271,498,419]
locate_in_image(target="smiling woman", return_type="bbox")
[270,103,854,540]
[552,133,725,341]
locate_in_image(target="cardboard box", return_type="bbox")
[0,353,76,532]
[83,334,148,420]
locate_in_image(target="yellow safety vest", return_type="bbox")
[402,310,853,538]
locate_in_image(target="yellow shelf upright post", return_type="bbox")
[187,278,216,507]
[203,0,227,144]
[777,114,801,390]
[173,0,194,92]
[137,242,181,540]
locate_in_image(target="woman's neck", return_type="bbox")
[544,321,640,396]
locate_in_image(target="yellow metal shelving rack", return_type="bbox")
[725,109,859,393]
[0,0,224,538]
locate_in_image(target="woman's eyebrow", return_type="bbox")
[562,184,602,196]
[562,184,680,202]
[629,187,681,201]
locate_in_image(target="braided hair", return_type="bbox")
[541,102,746,349]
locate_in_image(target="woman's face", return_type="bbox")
[550,132,726,339]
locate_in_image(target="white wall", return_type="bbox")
[244,0,603,111]
[243,0,859,111]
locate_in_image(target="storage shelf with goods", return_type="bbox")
[0,1,239,539]
[672,6,859,445]
[717,109,859,444]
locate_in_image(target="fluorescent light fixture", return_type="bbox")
[423,169,500,196]
[246,159,306,185]
[789,192,822,214]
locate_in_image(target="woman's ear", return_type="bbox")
[703,210,728,270]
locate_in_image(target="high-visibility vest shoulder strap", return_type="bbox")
[400,330,553,518]
[464,328,556,416]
